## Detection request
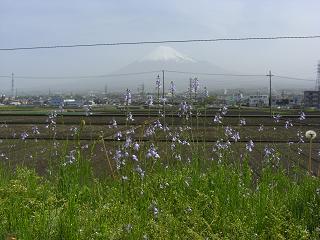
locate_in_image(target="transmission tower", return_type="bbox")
[104,84,108,96]
[137,83,145,100]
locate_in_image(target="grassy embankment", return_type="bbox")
[0,149,319,239]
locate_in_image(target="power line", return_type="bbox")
[0,71,161,80]
[1,35,320,51]
[273,75,315,82]
[0,71,316,83]
[166,70,265,77]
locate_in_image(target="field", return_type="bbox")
[0,106,320,239]
[0,107,319,175]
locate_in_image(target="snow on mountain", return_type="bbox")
[69,46,230,91]
[139,46,196,63]
[64,46,312,91]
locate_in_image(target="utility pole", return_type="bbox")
[162,70,165,99]
[11,73,14,99]
[162,70,166,127]
[267,70,273,118]
[156,74,160,105]
[189,78,192,102]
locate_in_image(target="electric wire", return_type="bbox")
[0,70,316,83]
[0,71,161,80]
[166,70,265,77]
[273,75,315,82]
[1,35,320,51]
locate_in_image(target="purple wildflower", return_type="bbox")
[169,81,176,94]
[246,140,255,152]
[273,114,281,123]
[213,114,222,124]
[135,165,145,179]
[32,126,40,135]
[299,112,306,121]
[21,132,28,140]
[132,154,138,162]
[124,89,132,105]
[239,118,246,126]
[258,125,264,132]
[285,120,293,129]
[109,119,118,128]
[146,144,160,159]
[133,142,140,151]
[115,131,122,140]
[146,95,153,106]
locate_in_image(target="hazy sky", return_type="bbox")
[1,0,320,91]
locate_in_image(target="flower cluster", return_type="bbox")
[146,95,153,106]
[213,114,222,124]
[213,139,231,152]
[284,120,293,129]
[32,126,40,135]
[239,118,246,126]
[178,101,193,119]
[192,77,199,94]
[246,140,255,152]
[204,87,209,98]
[169,81,176,95]
[109,119,118,129]
[146,144,160,159]
[299,112,306,120]
[273,114,281,123]
[126,112,134,122]
[224,126,240,142]
[20,132,28,140]
[297,130,305,143]
[124,89,132,105]
[156,75,161,89]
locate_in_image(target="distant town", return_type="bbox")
[0,86,319,110]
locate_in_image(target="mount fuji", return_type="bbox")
[139,46,197,63]
[100,46,231,91]
[116,46,225,74]
[69,46,310,92]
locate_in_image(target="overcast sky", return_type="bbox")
[0,0,320,91]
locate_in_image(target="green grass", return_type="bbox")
[0,107,319,239]
[0,154,319,239]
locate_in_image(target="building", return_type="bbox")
[49,96,64,107]
[304,91,320,108]
[64,99,83,108]
[288,95,303,108]
[248,95,269,107]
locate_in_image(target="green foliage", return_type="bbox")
[0,156,318,239]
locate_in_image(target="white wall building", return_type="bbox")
[64,99,83,108]
[248,95,269,107]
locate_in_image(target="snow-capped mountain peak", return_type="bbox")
[140,46,196,63]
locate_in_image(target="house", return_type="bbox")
[49,96,64,107]
[248,95,269,107]
[304,91,320,108]
[64,99,83,108]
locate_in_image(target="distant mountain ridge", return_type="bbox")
[61,46,314,92]
[105,46,230,91]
